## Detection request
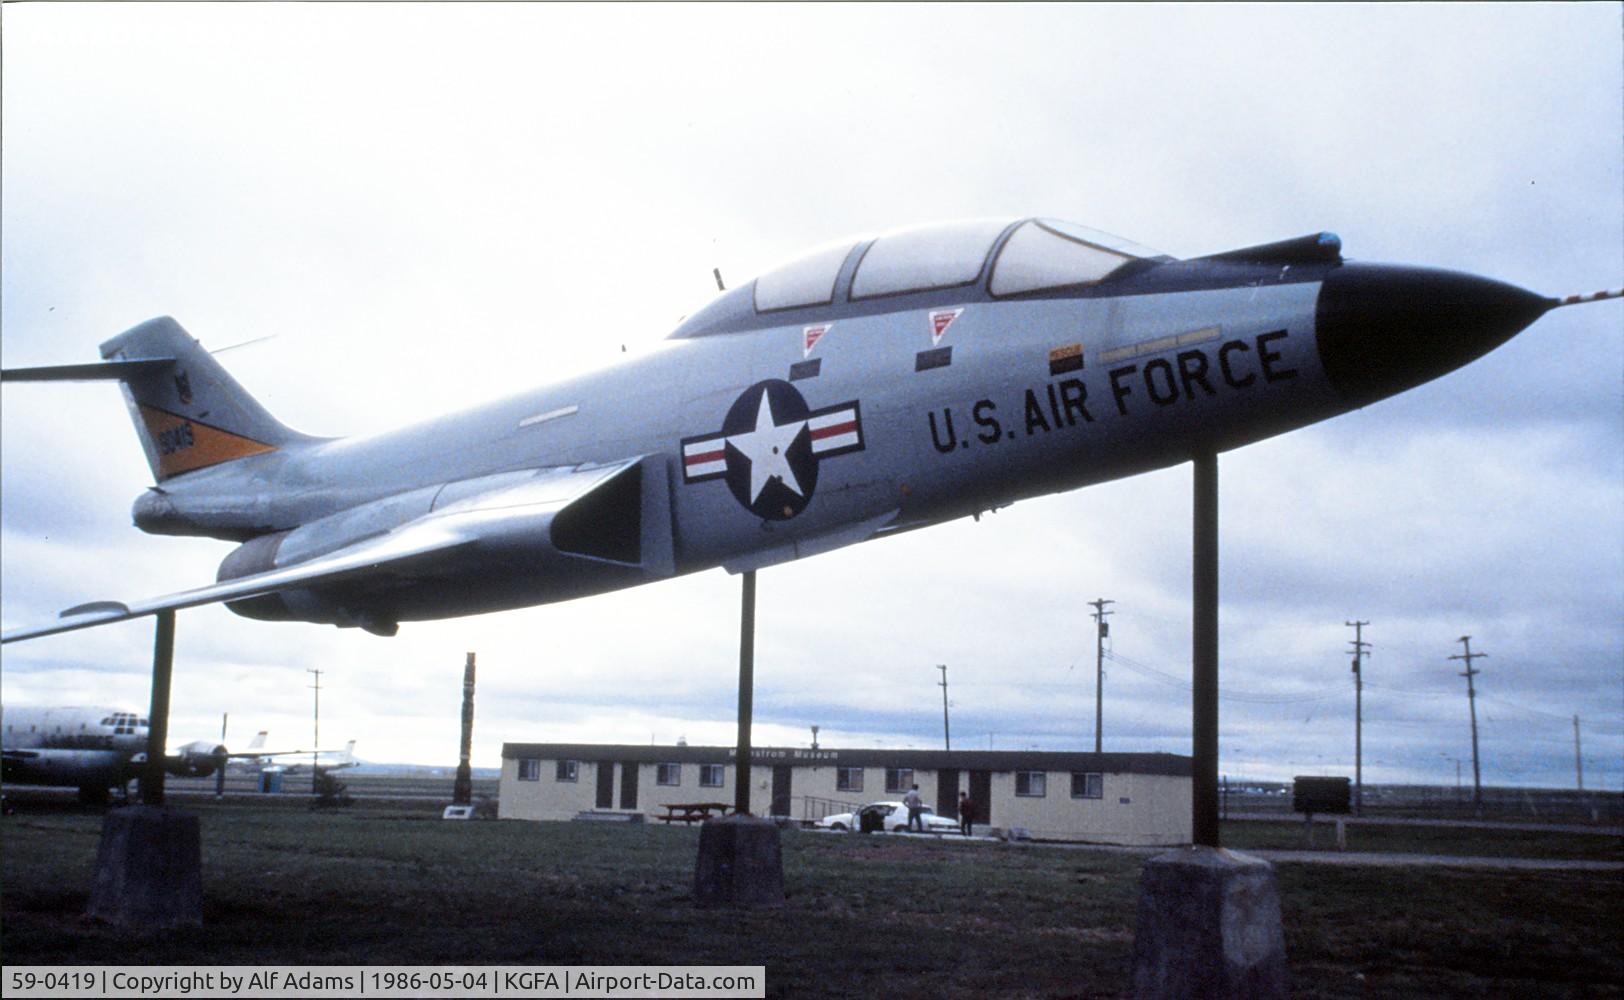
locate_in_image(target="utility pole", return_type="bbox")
[1448,636,1486,814]
[1088,598,1114,754]
[1573,715,1584,793]
[307,667,323,795]
[216,712,228,799]
[936,664,951,751]
[1346,620,1369,816]
[453,653,476,807]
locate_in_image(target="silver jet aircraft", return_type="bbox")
[2,218,1613,642]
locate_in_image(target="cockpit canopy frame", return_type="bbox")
[670,216,1171,339]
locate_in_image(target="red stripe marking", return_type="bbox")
[809,420,857,441]
[685,449,725,465]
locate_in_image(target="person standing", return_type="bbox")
[903,783,925,832]
[958,790,975,837]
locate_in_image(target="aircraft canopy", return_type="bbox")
[673,217,1165,338]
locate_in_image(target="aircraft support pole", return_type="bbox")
[734,570,756,815]
[90,608,202,928]
[140,610,176,806]
[1191,451,1219,848]
[695,568,783,908]
[1130,450,1285,998]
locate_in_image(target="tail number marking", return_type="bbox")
[156,422,195,455]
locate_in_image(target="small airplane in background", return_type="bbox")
[230,737,360,776]
[2,218,1618,642]
[1,705,264,802]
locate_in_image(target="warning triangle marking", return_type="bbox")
[929,308,964,346]
[803,323,832,358]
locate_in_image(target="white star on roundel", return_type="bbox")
[727,389,808,503]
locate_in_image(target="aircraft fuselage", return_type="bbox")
[4,219,1559,640]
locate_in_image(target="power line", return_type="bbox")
[1102,650,1338,704]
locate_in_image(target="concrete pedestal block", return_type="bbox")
[1131,846,1286,1000]
[693,814,784,908]
[86,805,203,928]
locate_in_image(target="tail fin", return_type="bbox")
[98,317,310,481]
[247,730,269,752]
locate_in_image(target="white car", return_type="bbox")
[816,800,961,834]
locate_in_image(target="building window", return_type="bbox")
[657,763,681,786]
[1071,772,1103,799]
[1016,770,1047,797]
[555,760,579,782]
[837,767,864,793]
[699,764,725,788]
[885,767,914,794]
[518,759,541,782]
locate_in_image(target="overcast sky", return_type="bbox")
[3,3,1620,791]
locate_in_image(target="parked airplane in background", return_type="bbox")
[2,218,1618,642]
[1,705,257,802]
[231,737,359,775]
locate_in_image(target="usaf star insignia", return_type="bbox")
[681,379,863,520]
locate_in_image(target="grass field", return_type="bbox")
[3,800,1620,998]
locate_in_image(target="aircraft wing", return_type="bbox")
[1,459,640,644]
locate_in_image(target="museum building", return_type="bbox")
[499,742,1192,846]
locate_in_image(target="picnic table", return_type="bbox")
[657,802,733,824]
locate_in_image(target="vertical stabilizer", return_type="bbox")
[98,317,307,481]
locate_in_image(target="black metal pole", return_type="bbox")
[1191,453,1219,848]
[140,610,176,807]
[734,570,756,816]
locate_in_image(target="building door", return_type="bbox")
[970,770,992,826]
[771,765,792,817]
[620,762,639,810]
[937,768,960,818]
[595,762,614,808]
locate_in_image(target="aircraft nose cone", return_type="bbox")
[1315,263,1552,405]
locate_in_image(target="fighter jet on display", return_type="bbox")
[1,705,263,801]
[2,218,1617,642]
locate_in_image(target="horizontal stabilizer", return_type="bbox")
[1,359,175,382]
